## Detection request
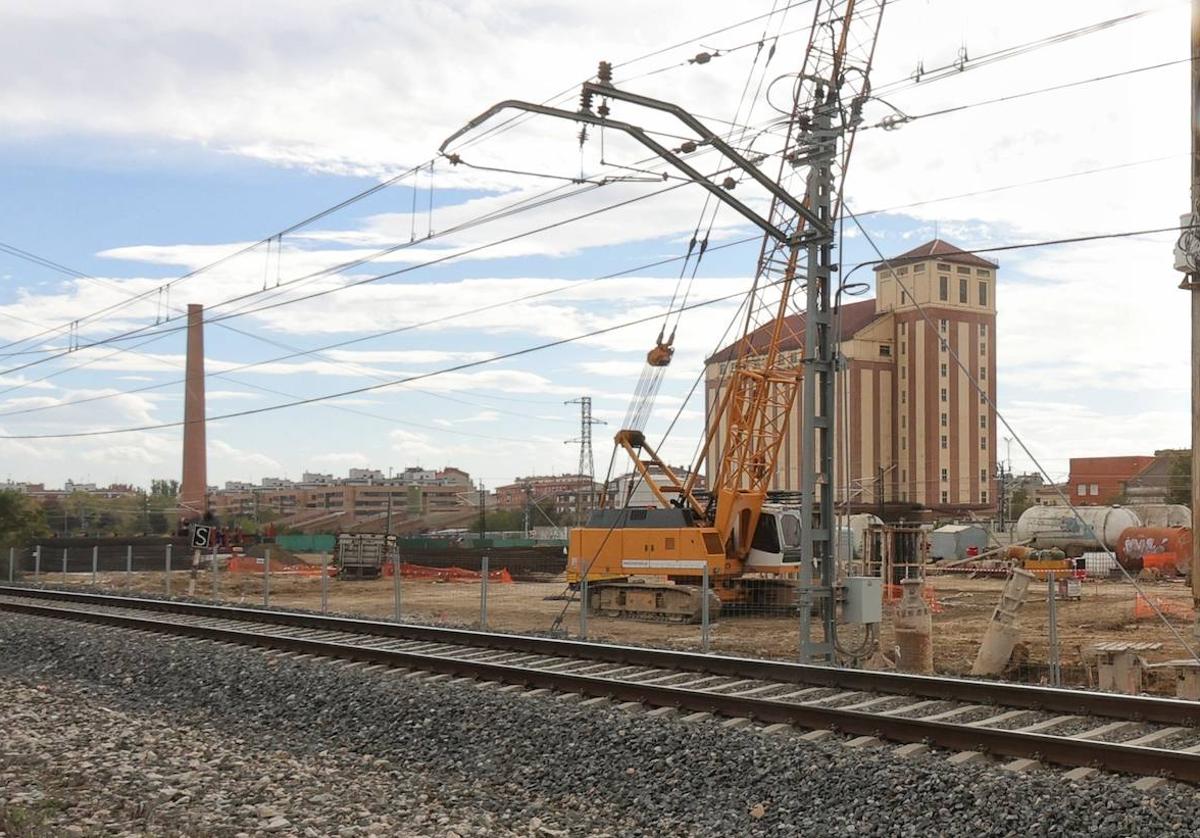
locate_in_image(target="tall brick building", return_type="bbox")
[705,239,998,515]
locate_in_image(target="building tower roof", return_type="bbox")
[872,238,998,271]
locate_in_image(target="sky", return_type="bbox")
[0,0,1191,492]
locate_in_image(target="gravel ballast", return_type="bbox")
[0,611,1198,836]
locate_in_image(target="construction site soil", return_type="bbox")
[43,563,1200,695]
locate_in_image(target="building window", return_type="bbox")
[939,318,948,333]
[980,342,987,356]
[937,263,951,271]
[901,366,906,379]
[979,392,987,404]
[940,339,949,352]
[940,362,948,377]
[901,469,907,482]
[1077,484,1087,496]
[979,282,988,306]
[914,263,926,273]
[901,291,908,304]
[981,490,989,503]
[980,469,987,482]
[977,268,990,277]
[901,437,907,450]
[1090,483,1099,496]
[959,278,968,303]
[940,387,948,402]
[940,468,948,481]
[941,435,948,449]
[901,415,906,429]
[941,490,948,504]
[980,437,988,450]
[896,266,908,275]
[899,322,907,335]
[980,323,988,338]
[980,366,987,380]
[957,266,970,275]
[879,344,891,357]
[980,415,987,429]
[900,341,907,354]
[939,276,948,301]
[900,390,907,404]
[940,412,948,427]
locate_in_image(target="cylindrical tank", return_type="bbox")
[1014,505,1141,554]
[1128,504,1192,529]
[1115,527,1192,574]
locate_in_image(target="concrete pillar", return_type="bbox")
[179,303,207,522]
[970,568,1035,676]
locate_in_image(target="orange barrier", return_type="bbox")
[227,556,326,576]
[883,582,942,613]
[384,561,514,584]
[1133,592,1194,621]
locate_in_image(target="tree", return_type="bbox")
[1009,487,1033,521]
[0,491,50,546]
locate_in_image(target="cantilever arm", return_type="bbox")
[439,98,794,244]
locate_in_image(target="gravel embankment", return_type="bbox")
[0,611,1198,837]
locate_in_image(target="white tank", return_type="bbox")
[1015,505,1141,552]
[1128,504,1192,528]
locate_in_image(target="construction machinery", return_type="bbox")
[440,2,888,645]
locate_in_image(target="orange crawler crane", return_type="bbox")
[440,3,888,635]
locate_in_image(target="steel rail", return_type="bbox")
[2,584,1197,727]
[2,593,1198,783]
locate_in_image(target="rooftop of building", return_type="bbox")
[706,298,881,364]
[871,238,999,271]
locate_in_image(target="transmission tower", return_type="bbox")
[565,397,606,524]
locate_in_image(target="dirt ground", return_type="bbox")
[24,560,1200,696]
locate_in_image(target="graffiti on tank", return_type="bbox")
[1122,536,1168,558]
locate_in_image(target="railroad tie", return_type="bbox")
[877,700,942,717]
[965,710,1030,728]
[920,704,987,723]
[837,695,904,713]
[1068,721,1141,741]
[1011,715,1080,734]
[1122,727,1184,747]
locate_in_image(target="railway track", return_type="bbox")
[2,584,1199,784]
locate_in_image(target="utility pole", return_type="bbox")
[565,397,605,524]
[478,481,486,547]
[1177,0,1200,628]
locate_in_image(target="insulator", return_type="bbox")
[597,60,613,84]
[579,89,594,113]
[691,52,712,65]
[578,126,589,147]
[680,140,697,154]
[721,176,736,191]
[597,99,610,118]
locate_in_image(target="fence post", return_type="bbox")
[7,546,13,583]
[701,564,710,653]
[91,545,98,587]
[264,548,271,609]
[125,545,132,591]
[1047,572,1061,687]
[320,552,329,614]
[211,548,219,601]
[392,553,402,622]
[480,555,489,631]
[579,575,588,640]
[165,544,172,597]
[33,545,40,585]
[62,548,68,584]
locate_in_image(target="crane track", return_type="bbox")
[2,584,1199,784]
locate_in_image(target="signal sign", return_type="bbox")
[191,525,213,549]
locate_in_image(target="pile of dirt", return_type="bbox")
[243,543,305,567]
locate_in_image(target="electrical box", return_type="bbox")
[1175,212,1197,273]
[843,576,882,624]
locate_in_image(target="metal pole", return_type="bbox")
[165,544,172,597]
[320,552,329,614]
[91,545,98,587]
[62,548,68,583]
[7,546,13,583]
[211,545,219,601]
[392,553,402,622]
[701,564,710,653]
[264,548,271,608]
[1191,0,1200,636]
[126,545,132,591]
[480,554,489,631]
[1047,572,1061,687]
[579,575,588,640]
[33,545,41,585]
